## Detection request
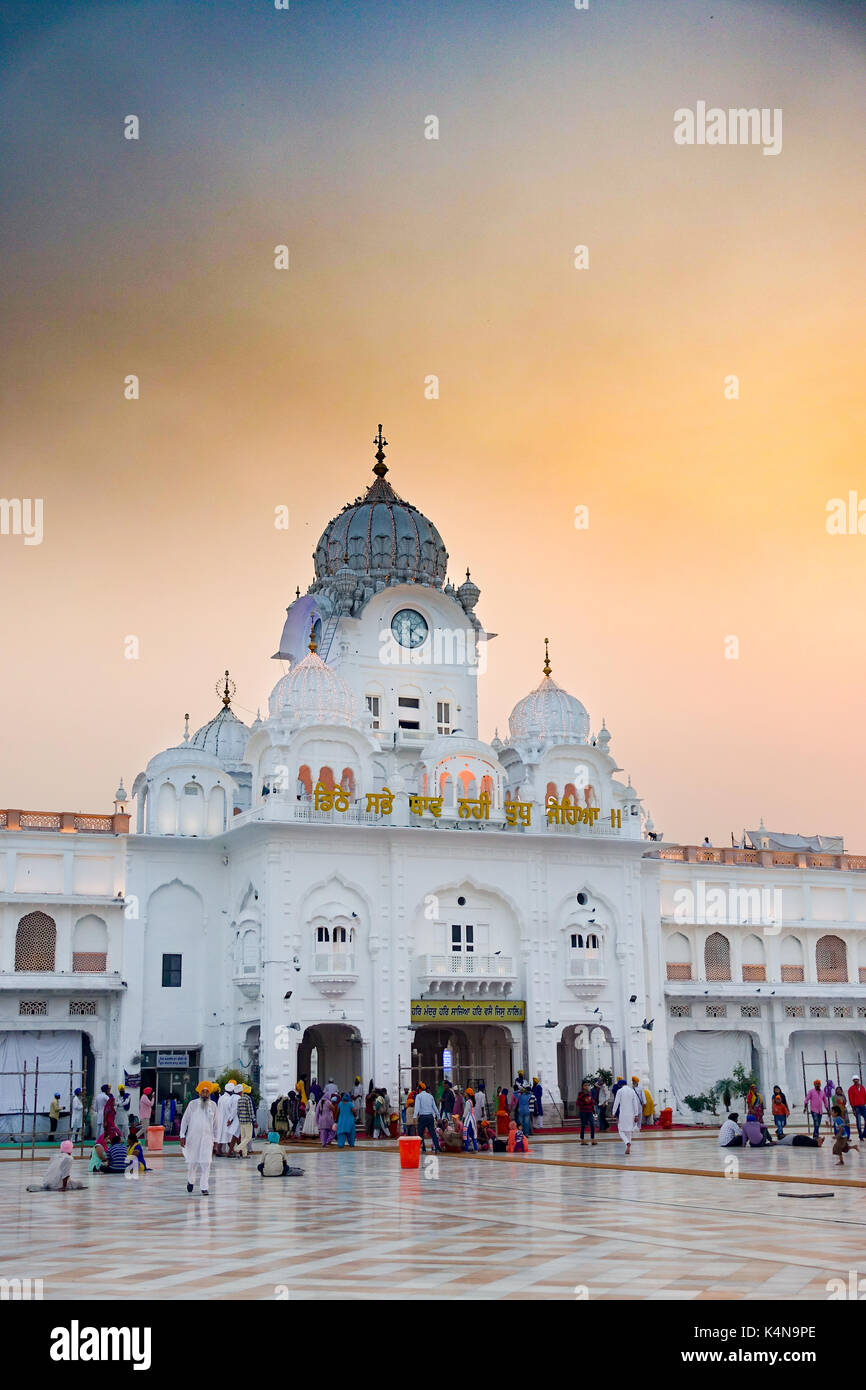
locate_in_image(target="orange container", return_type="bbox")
[659,1107,673,1130]
[398,1136,422,1169]
[146,1125,165,1151]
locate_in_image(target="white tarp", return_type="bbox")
[669,1030,753,1105]
[0,1031,83,1134]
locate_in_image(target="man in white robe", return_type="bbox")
[224,1081,241,1155]
[71,1088,84,1143]
[180,1083,218,1194]
[612,1079,642,1154]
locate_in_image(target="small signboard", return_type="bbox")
[156,1052,188,1068]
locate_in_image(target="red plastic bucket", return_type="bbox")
[398,1136,422,1169]
[146,1125,165,1152]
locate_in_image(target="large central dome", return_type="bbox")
[312,427,448,588]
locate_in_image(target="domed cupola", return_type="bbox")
[190,672,251,764]
[507,639,590,746]
[269,625,355,727]
[312,426,448,588]
[457,568,480,612]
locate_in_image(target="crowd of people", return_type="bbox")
[717,1076,866,1166]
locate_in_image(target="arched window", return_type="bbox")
[241,929,259,975]
[563,783,577,806]
[318,766,335,791]
[156,781,177,835]
[480,774,494,805]
[297,765,312,798]
[816,934,847,983]
[73,914,108,972]
[313,921,355,973]
[568,929,603,978]
[15,912,56,972]
[316,926,330,943]
[665,931,692,981]
[546,782,558,807]
[742,934,766,982]
[704,932,731,982]
[440,771,452,803]
[207,785,226,836]
[180,781,205,836]
[780,935,804,983]
[340,768,355,796]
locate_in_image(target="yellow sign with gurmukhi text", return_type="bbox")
[410,999,526,1023]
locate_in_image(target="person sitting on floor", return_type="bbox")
[127,1124,151,1173]
[257,1131,304,1177]
[718,1113,744,1148]
[27,1139,88,1192]
[742,1111,774,1147]
[97,1133,130,1174]
[440,1121,463,1153]
[506,1121,530,1154]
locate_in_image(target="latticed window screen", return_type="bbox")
[15,912,56,971]
[704,932,731,981]
[810,1005,829,1018]
[69,1000,97,1016]
[73,953,107,973]
[705,1004,727,1018]
[781,965,804,982]
[816,935,847,983]
[785,1005,805,1018]
[740,1005,760,1018]
[19,1000,48,1015]
[742,965,766,982]
[666,963,692,980]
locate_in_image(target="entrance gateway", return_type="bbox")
[404,999,525,1094]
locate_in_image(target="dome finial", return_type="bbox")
[543,637,552,679]
[308,620,318,654]
[220,670,232,708]
[372,423,388,478]
[183,713,190,743]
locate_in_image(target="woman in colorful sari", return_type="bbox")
[372,1089,390,1139]
[126,1124,151,1173]
[316,1092,336,1146]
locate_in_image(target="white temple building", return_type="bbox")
[2,427,866,1127]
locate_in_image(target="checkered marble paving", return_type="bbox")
[2,1134,865,1301]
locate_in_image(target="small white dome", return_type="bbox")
[190,706,251,764]
[269,650,354,727]
[508,675,590,744]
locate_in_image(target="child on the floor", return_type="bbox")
[127,1124,151,1173]
[832,1106,858,1165]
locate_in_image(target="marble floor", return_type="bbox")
[2,1133,865,1300]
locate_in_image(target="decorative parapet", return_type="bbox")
[656,846,866,872]
[0,810,130,835]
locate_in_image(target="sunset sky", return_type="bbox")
[0,0,864,846]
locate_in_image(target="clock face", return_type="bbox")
[391,608,428,649]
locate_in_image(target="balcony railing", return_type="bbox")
[417,954,514,978]
[312,954,356,974]
[567,956,605,979]
[0,810,130,835]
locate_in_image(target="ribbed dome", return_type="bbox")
[190,706,251,763]
[269,650,355,727]
[313,434,447,587]
[508,675,590,745]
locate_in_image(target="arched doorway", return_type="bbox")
[557,1024,615,1116]
[297,1024,362,1091]
[410,1024,514,1094]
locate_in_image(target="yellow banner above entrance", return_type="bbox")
[411,999,526,1023]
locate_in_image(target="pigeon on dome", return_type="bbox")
[507,638,590,745]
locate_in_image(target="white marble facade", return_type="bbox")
[2,436,865,1117]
